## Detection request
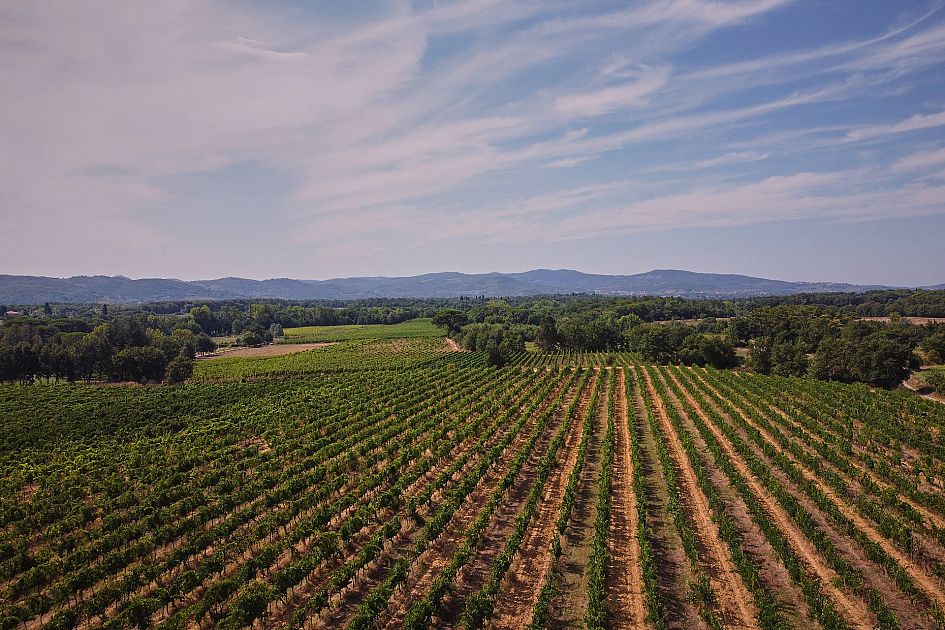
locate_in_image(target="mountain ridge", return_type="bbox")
[0,269,933,304]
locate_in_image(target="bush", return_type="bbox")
[926,370,945,395]
[165,355,194,384]
[195,333,216,353]
[678,334,737,369]
[112,346,167,383]
[237,331,264,347]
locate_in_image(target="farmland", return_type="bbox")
[280,319,444,344]
[2,336,945,630]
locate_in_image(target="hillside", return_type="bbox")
[0,269,899,304]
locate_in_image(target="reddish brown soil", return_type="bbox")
[300,376,570,630]
[659,369,816,629]
[690,368,945,568]
[860,317,945,325]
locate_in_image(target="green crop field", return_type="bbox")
[281,318,444,343]
[3,336,945,630]
[192,338,480,380]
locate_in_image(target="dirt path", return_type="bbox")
[445,338,463,352]
[197,342,335,360]
[543,372,608,629]
[684,371,945,614]
[903,376,945,404]
[607,367,648,629]
[641,368,760,630]
[487,373,603,630]
[659,369,875,628]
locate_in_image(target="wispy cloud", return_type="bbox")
[653,151,770,172]
[554,66,671,117]
[845,110,945,142]
[544,156,598,169]
[1,0,944,280]
[892,146,945,172]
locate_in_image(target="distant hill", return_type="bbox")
[0,269,909,304]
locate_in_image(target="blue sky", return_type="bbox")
[3,0,945,285]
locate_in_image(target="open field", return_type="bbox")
[198,343,337,360]
[281,319,444,343]
[3,343,945,630]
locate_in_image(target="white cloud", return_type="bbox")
[845,110,945,142]
[554,66,671,117]
[544,156,598,169]
[892,146,945,172]
[652,151,770,172]
[2,0,944,279]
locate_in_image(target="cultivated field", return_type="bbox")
[198,343,337,360]
[2,340,945,630]
[281,319,444,343]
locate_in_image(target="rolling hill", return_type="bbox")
[0,269,910,304]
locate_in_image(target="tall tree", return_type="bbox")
[535,316,559,352]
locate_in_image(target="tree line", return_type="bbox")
[0,314,215,384]
[435,302,945,387]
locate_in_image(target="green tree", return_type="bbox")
[195,333,216,353]
[165,354,194,384]
[851,334,915,387]
[190,305,216,335]
[535,316,559,352]
[432,309,468,335]
[919,328,945,365]
[43,302,53,316]
[809,338,855,382]
[112,346,167,382]
[746,337,772,374]
[678,335,737,368]
[770,340,809,376]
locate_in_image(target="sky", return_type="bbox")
[3,0,945,286]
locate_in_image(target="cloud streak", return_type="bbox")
[1,0,944,280]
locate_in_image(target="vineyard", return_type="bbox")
[280,320,445,344]
[3,344,945,629]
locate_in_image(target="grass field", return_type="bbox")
[281,318,444,343]
[3,340,945,630]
